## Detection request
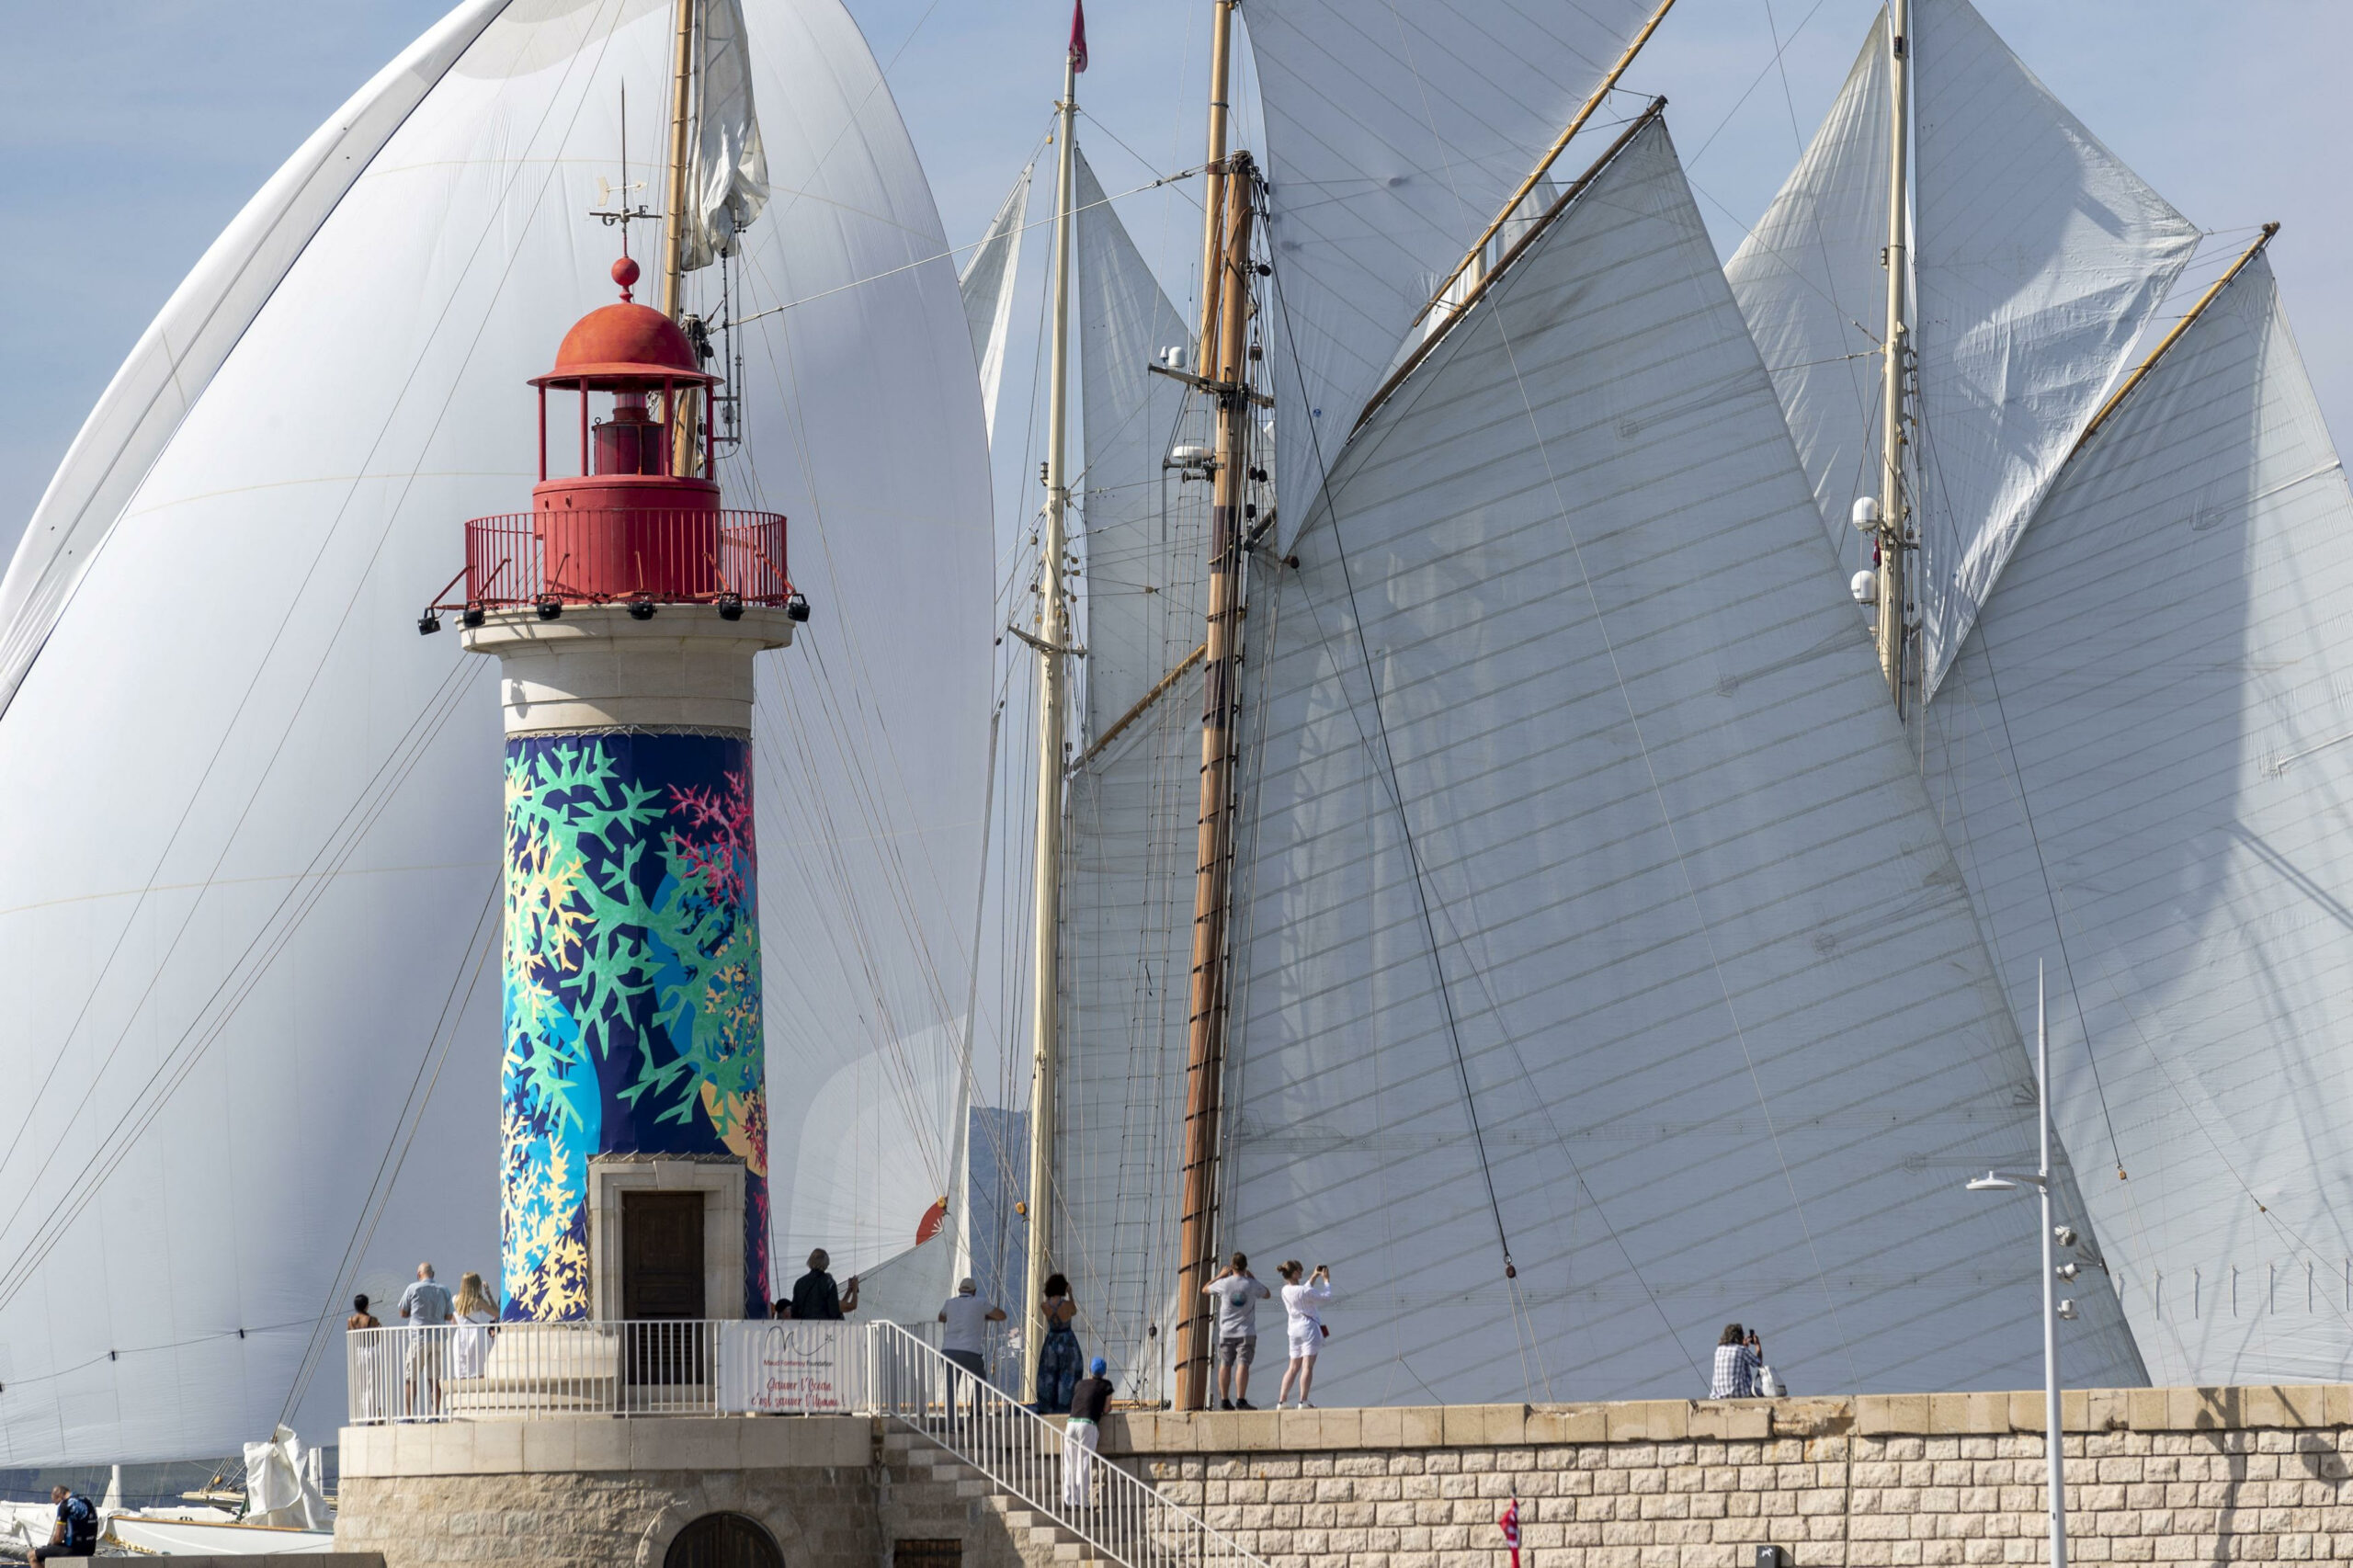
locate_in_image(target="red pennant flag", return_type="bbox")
[1068,0,1089,72]
[1499,1499,1520,1568]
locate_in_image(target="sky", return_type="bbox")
[5,0,2350,566]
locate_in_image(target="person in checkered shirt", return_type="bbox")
[1710,1323,1763,1397]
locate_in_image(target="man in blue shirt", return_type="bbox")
[398,1261,455,1417]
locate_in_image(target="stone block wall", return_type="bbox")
[1099,1387,2353,1567]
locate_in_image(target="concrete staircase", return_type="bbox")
[880,1427,1110,1568]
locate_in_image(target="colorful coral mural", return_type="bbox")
[500,730,768,1320]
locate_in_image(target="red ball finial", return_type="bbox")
[611,256,642,302]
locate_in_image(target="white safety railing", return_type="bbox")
[346,1319,870,1423]
[868,1321,1266,1568]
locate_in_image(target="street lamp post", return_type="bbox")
[1966,962,2071,1568]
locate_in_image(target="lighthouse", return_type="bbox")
[441,255,802,1324]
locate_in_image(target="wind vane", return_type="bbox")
[589,84,657,258]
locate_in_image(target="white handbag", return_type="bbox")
[1757,1365,1784,1397]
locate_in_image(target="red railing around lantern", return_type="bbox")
[445,510,792,609]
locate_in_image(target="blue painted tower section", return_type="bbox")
[498,729,769,1321]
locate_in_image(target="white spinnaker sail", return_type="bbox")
[0,0,988,1464]
[1224,117,2143,1404]
[1909,0,2199,697]
[683,0,771,268]
[1925,254,2353,1386]
[1242,0,1658,550]
[1722,10,1891,571]
[0,0,509,717]
[1053,149,1209,1400]
[959,166,1033,444]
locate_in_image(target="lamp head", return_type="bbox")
[1966,1172,2020,1192]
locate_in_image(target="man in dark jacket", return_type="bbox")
[779,1248,860,1320]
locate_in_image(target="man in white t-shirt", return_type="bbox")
[1201,1253,1271,1410]
[938,1278,1006,1420]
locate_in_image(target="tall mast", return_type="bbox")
[1872,0,1912,713]
[1173,27,1254,1408]
[1018,35,1083,1406]
[659,0,698,323]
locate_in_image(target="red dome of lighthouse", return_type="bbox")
[530,275,717,389]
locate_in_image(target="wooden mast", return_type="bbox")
[1173,149,1255,1414]
[1410,0,1680,334]
[657,0,703,478]
[658,0,698,323]
[1872,0,1913,714]
[1018,36,1084,1407]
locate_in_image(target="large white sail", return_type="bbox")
[1224,115,2143,1404]
[1241,0,1658,549]
[959,167,1033,444]
[1908,0,2199,696]
[0,0,989,1463]
[1052,149,1209,1399]
[1924,253,2353,1386]
[1721,11,1891,572]
[1727,0,2199,701]
[0,0,509,718]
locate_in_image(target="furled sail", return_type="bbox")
[1727,0,2199,700]
[959,167,1033,444]
[1242,0,1659,548]
[682,0,772,268]
[1224,115,2143,1403]
[1052,148,1209,1401]
[0,0,989,1464]
[1923,253,2353,1386]
[1908,0,2198,695]
[1721,11,1891,572]
[0,0,509,718]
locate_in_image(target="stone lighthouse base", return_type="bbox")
[333,1417,1059,1568]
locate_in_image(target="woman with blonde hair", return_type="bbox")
[450,1271,499,1379]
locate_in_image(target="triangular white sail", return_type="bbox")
[1924,253,2353,1386]
[959,166,1032,443]
[0,0,509,719]
[1909,0,2199,696]
[1722,10,1892,571]
[1726,0,2200,700]
[1225,116,2143,1403]
[1242,0,1659,550]
[0,0,989,1464]
[1052,148,1210,1399]
[683,0,772,268]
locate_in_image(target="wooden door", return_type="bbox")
[623,1190,707,1386]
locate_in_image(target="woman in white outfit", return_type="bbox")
[1275,1261,1331,1409]
[449,1271,500,1380]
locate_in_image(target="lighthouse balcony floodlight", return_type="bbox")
[535,596,563,621]
[717,592,745,622]
[462,602,486,629]
[785,593,811,624]
[627,597,656,621]
[417,609,442,636]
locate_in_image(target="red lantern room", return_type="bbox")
[437,256,793,620]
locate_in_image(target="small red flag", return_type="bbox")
[1499,1499,1520,1568]
[1068,0,1089,72]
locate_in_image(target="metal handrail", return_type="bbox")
[867,1321,1267,1568]
[443,509,793,608]
[344,1319,871,1423]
